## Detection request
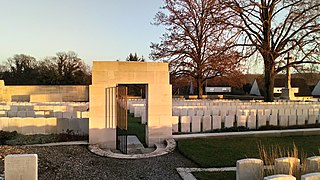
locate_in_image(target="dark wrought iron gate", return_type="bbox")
[116,86,128,154]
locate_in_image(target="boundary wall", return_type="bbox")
[0,80,89,102]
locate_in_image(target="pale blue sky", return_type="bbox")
[0,0,165,65]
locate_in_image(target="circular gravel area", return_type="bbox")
[0,145,197,180]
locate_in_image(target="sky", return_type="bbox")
[0,0,165,66]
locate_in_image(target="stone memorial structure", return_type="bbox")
[89,61,173,149]
[280,52,295,100]
[311,81,320,96]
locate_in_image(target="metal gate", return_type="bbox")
[116,86,128,154]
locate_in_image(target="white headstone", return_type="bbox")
[274,157,300,175]
[250,80,261,96]
[306,156,320,173]
[301,172,320,180]
[5,154,38,180]
[264,174,296,180]
[236,158,263,180]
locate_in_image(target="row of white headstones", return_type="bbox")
[128,99,320,132]
[237,156,320,180]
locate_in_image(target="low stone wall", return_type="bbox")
[0,80,89,102]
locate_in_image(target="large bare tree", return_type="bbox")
[218,0,320,101]
[150,0,241,98]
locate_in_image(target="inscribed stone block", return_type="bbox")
[225,115,234,128]
[236,158,263,180]
[257,115,267,127]
[264,175,296,180]
[274,157,300,175]
[288,115,297,126]
[306,156,320,173]
[308,115,317,124]
[172,116,179,133]
[196,110,204,116]
[269,114,278,126]
[5,154,38,180]
[212,115,221,130]
[180,116,190,133]
[17,111,27,117]
[211,109,219,116]
[35,111,45,118]
[54,112,63,118]
[247,115,256,129]
[237,115,247,127]
[264,109,271,116]
[297,115,306,125]
[7,111,16,117]
[191,116,201,132]
[172,109,179,116]
[180,109,188,116]
[26,111,35,117]
[0,110,7,117]
[301,173,320,180]
[62,112,72,119]
[187,109,195,116]
[279,115,289,127]
[202,116,211,132]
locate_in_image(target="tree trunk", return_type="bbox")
[197,79,203,99]
[264,60,275,102]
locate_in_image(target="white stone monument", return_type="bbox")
[311,81,320,96]
[250,79,261,96]
[280,52,295,100]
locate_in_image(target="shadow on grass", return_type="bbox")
[0,130,88,145]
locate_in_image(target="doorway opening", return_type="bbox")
[116,84,148,153]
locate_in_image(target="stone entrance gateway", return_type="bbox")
[89,61,173,149]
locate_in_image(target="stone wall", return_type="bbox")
[0,80,89,102]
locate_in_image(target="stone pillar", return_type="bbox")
[280,52,295,100]
[5,154,38,180]
[236,158,263,180]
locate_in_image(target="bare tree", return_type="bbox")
[54,51,90,84]
[151,0,242,98]
[218,0,320,101]
[5,54,38,84]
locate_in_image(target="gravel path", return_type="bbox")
[0,145,197,180]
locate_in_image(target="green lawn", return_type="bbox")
[127,113,146,145]
[177,135,320,168]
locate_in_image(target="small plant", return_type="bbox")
[257,142,308,179]
[0,130,18,145]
